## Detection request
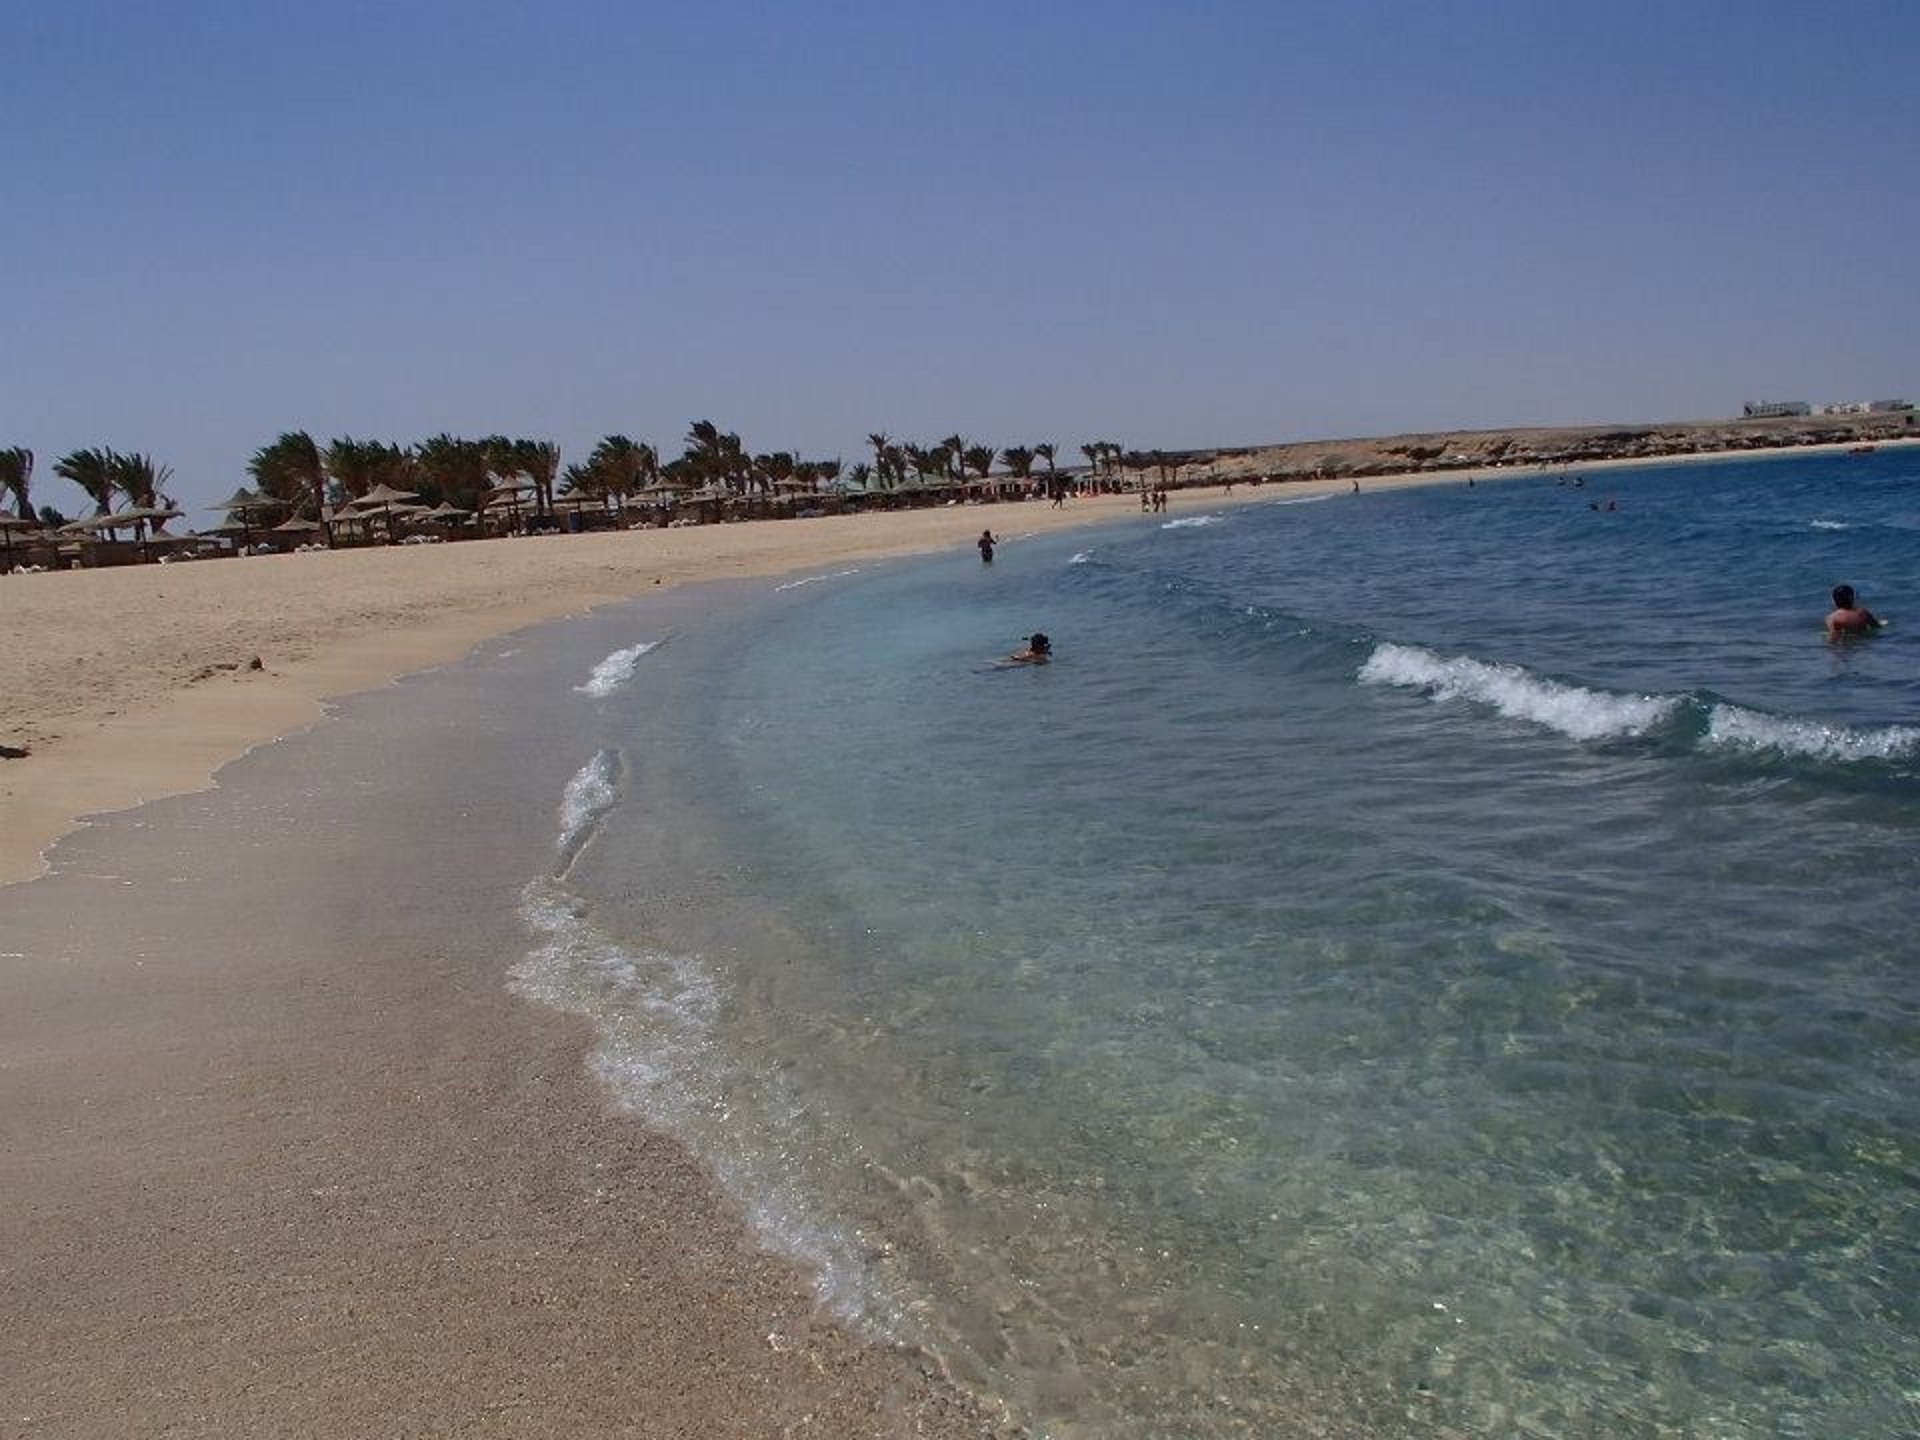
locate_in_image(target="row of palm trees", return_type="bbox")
[1,426,1148,537]
[0,446,178,530]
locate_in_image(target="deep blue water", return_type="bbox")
[522,452,1920,1438]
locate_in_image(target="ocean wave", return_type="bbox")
[1268,493,1334,507]
[577,641,660,696]
[1358,643,1680,741]
[1808,519,1850,531]
[1162,514,1224,530]
[1069,550,1093,565]
[1703,705,1920,762]
[557,750,619,861]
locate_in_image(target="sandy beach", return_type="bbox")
[2,479,1384,888]
[3,483,1320,1439]
[4,444,1909,1437]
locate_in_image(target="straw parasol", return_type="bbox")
[347,482,422,541]
[272,516,325,535]
[421,501,472,523]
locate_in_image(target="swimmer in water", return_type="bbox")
[1824,584,1884,640]
[1005,632,1052,665]
[977,529,996,564]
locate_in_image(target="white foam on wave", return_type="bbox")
[1809,519,1851,531]
[1069,550,1093,565]
[511,873,887,1328]
[1704,705,1920,763]
[577,641,660,696]
[1359,643,1680,741]
[1269,492,1334,506]
[512,880,721,1099]
[1162,514,1224,530]
[557,750,618,857]
[774,567,862,593]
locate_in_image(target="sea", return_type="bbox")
[511,451,1920,1438]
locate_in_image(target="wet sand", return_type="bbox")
[0,604,1016,1438]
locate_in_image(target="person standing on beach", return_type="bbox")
[977,529,996,564]
[1825,584,1884,639]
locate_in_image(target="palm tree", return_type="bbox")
[579,435,656,510]
[1080,441,1101,477]
[249,432,326,520]
[845,461,873,492]
[111,452,174,513]
[1035,442,1058,482]
[0,447,32,520]
[962,445,995,482]
[1000,446,1036,480]
[684,420,748,493]
[325,437,402,503]
[941,435,968,481]
[54,447,119,515]
[413,434,492,510]
[518,439,561,517]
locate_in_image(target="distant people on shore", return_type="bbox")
[1140,489,1152,512]
[977,529,995,564]
[1005,632,1052,665]
[1825,585,1884,639]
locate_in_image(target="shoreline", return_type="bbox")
[11,437,1907,888]
[4,443,1909,1436]
[1,470,1431,888]
[0,618,1021,1437]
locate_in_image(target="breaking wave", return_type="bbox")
[1359,643,1679,741]
[577,640,661,696]
[1359,643,1919,769]
[1162,514,1224,530]
[1704,706,1920,763]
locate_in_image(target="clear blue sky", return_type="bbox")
[4,0,1915,518]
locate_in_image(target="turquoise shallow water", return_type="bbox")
[520,453,1920,1437]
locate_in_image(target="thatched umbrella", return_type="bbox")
[347,482,421,542]
[271,516,325,548]
[480,482,532,530]
[207,487,287,549]
[420,501,472,529]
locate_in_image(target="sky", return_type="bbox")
[4,0,1916,520]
